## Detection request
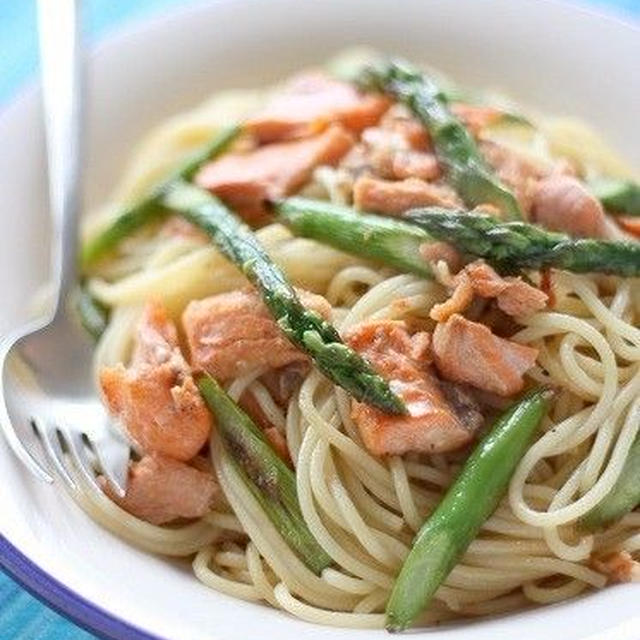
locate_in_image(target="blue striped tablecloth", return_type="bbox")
[0,1,637,638]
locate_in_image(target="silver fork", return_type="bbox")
[0,0,129,496]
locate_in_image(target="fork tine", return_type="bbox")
[64,430,101,491]
[0,323,55,484]
[0,415,54,483]
[32,418,78,491]
[92,431,130,498]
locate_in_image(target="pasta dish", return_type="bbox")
[75,51,639,630]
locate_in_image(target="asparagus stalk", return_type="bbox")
[75,285,109,341]
[589,177,640,217]
[197,374,331,573]
[405,208,640,277]
[162,180,406,415]
[81,125,241,267]
[278,197,640,278]
[386,388,552,631]
[274,197,433,278]
[579,431,640,532]
[329,52,532,128]
[357,61,523,220]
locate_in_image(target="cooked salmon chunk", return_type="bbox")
[195,125,353,223]
[372,148,441,182]
[433,314,538,396]
[460,261,545,315]
[183,288,331,380]
[431,260,547,322]
[617,216,640,237]
[429,274,475,323]
[100,302,212,461]
[336,109,438,184]
[480,140,548,214]
[346,321,483,456]
[419,241,462,271]
[591,551,639,584]
[451,103,503,136]
[102,454,221,525]
[358,110,440,182]
[247,72,390,142]
[375,110,432,150]
[465,260,548,317]
[532,174,612,238]
[353,176,461,215]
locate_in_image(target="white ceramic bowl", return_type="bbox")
[1,1,639,639]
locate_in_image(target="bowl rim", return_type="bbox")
[0,1,638,638]
[0,535,163,640]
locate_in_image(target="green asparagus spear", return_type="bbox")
[81,125,241,267]
[357,61,523,220]
[405,208,640,277]
[386,388,552,631]
[328,50,532,128]
[162,180,406,415]
[278,197,640,278]
[274,197,433,278]
[197,374,332,573]
[579,431,640,532]
[589,177,640,217]
[75,285,109,341]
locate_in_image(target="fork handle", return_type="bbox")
[37,0,84,315]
